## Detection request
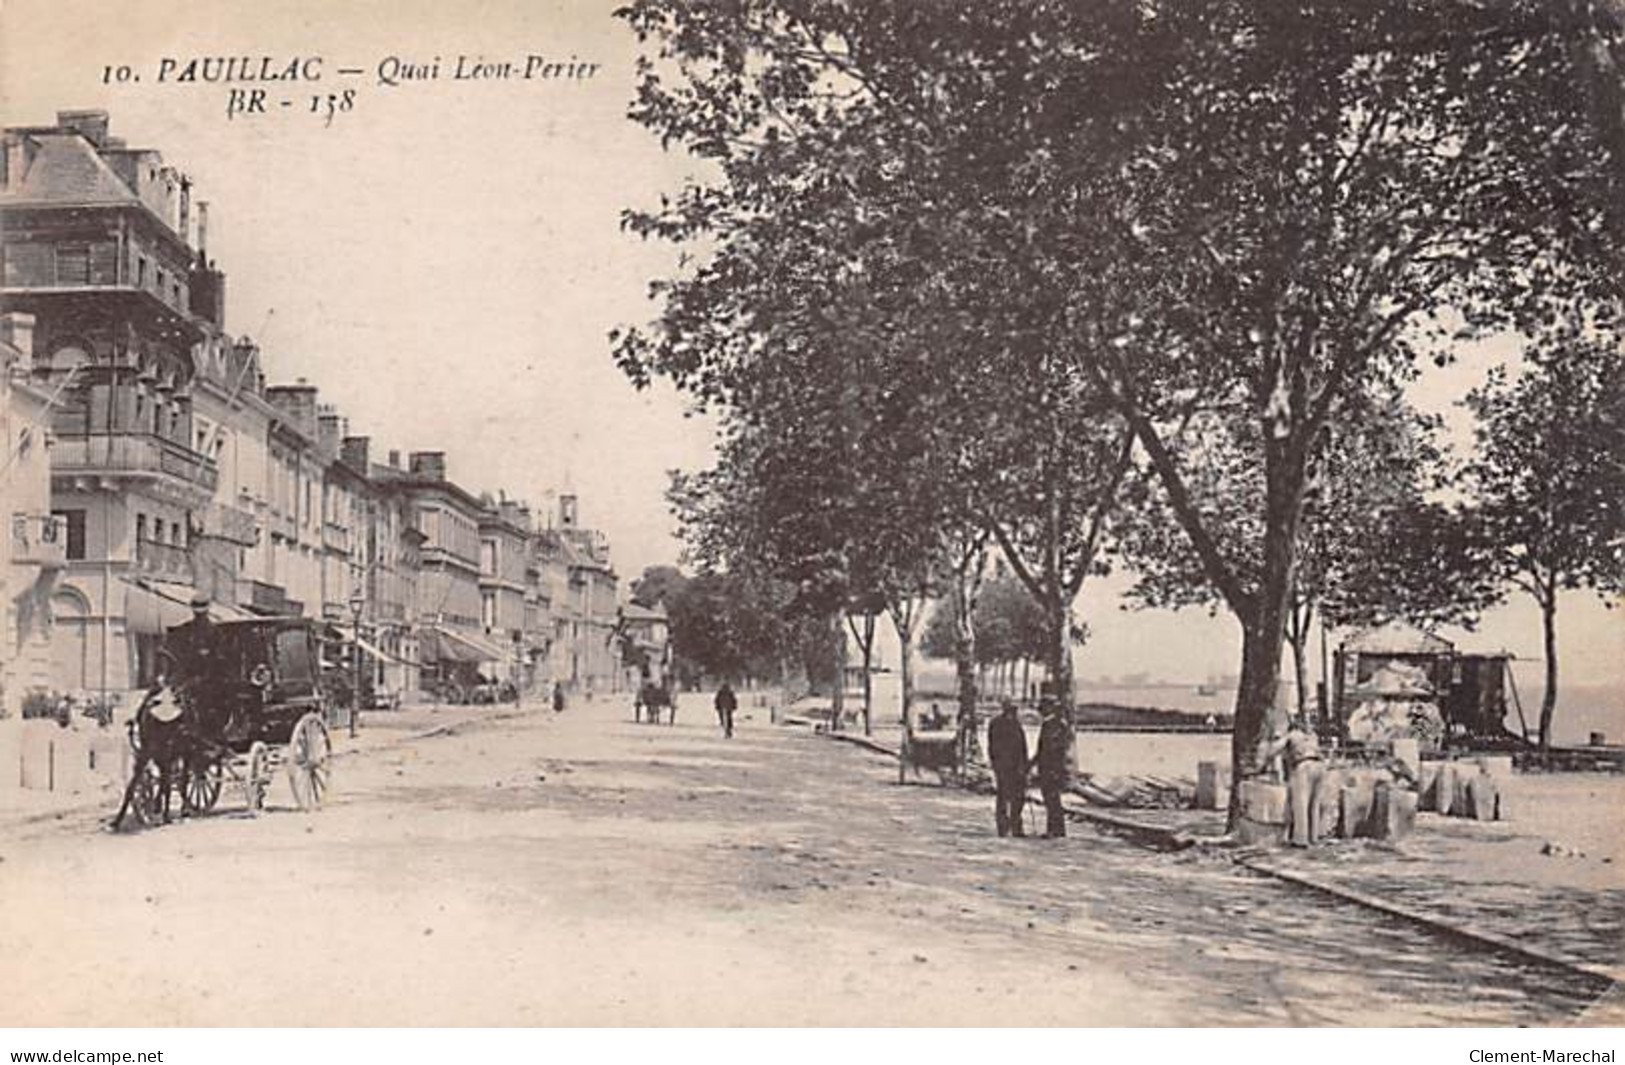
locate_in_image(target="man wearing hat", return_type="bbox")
[1033,696,1072,839]
[167,592,219,687]
[986,699,1030,838]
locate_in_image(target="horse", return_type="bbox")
[636,682,674,725]
[113,681,190,830]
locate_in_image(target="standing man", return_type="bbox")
[552,681,566,714]
[1262,713,1327,847]
[987,699,1029,838]
[715,681,738,739]
[1033,696,1072,839]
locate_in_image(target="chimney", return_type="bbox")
[559,493,579,529]
[342,435,371,473]
[0,313,37,369]
[178,176,191,246]
[57,109,110,147]
[409,451,446,481]
[387,449,401,469]
[317,407,346,458]
[266,381,319,439]
[196,201,209,256]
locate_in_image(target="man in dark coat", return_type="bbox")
[986,699,1029,838]
[715,681,738,738]
[1034,697,1072,839]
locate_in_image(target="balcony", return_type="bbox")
[239,578,294,616]
[10,513,66,568]
[200,502,258,546]
[322,521,351,553]
[53,432,218,494]
[134,536,193,583]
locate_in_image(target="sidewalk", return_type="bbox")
[824,727,1625,983]
[0,699,530,834]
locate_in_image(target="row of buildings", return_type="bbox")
[0,109,666,718]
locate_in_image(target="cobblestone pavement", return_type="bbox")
[0,694,1614,1025]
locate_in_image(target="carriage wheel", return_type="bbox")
[183,760,223,815]
[286,713,331,811]
[243,742,269,814]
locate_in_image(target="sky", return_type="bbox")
[2,0,1619,710]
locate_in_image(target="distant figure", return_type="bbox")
[1204,713,1218,732]
[552,682,566,714]
[1033,697,1071,839]
[987,699,1029,838]
[922,702,949,731]
[715,682,737,739]
[1262,714,1326,847]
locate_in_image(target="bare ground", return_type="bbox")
[0,694,1614,1026]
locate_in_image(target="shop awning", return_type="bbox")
[419,626,508,664]
[123,579,250,635]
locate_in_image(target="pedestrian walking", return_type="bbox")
[1033,697,1071,839]
[987,699,1029,838]
[1262,713,1327,847]
[714,681,737,738]
[552,681,566,713]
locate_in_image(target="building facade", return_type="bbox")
[2,110,218,698]
[1,312,61,716]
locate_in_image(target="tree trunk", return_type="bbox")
[1286,603,1312,723]
[830,611,846,732]
[898,621,915,734]
[1043,599,1077,784]
[953,570,980,760]
[1539,589,1559,750]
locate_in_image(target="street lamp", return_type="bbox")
[348,589,365,739]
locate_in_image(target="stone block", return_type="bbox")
[1371,782,1417,841]
[0,719,21,790]
[1391,738,1420,780]
[1236,780,1287,846]
[18,720,60,790]
[1466,772,1500,821]
[1340,783,1377,838]
[1417,762,1440,812]
[1196,761,1231,810]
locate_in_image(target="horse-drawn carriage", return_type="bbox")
[898,720,969,785]
[115,616,334,830]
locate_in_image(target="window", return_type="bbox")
[136,513,147,545]
[54,509,86,560]
[55,246,90,285]
[153,518,165,543]
[136,257,147,288]
[482,591,497,631]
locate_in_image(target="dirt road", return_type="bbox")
[0,694,1613,1026]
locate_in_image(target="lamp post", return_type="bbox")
[348,589,365,739]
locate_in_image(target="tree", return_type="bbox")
[1462,325,1625,747]
[614,0,1622,821]
[631,565,689,610]
[1119,389,1497,721]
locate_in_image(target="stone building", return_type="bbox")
[536,494,621,697]
[0,312,60,716]
[377,451,506,696]
[1,110,219,698]
[478,495,534,688]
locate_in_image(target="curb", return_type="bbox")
[1240,858,1621,989]
[819,726,1620,988]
